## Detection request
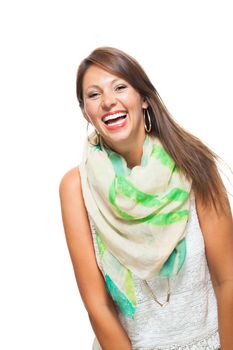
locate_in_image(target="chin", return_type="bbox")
[110,132,132,144]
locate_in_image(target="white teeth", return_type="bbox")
[102,112,127,122]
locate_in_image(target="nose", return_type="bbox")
[101,91,117,110]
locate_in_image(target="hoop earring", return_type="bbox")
[143,108,152,133]
[86,121,100,146]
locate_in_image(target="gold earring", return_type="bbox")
[143,108,152,133]
[86,122,100,146]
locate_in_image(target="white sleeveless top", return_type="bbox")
[90,192,220,350]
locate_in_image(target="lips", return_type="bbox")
[103,113,128,131]
[101,110,128,124]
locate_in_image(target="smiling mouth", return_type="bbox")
[102,111,128,125]
[104,114,127,125]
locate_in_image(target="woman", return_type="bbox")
[59,47,233,350]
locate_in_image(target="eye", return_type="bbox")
[115,84,127,92]
[88,92,100,99]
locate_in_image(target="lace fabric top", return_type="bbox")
[90,192,220,350]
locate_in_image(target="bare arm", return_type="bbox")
[195,190,233,350]
[59,167,132,350]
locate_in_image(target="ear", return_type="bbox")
[142,97,149,109]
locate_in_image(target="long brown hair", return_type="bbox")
[76,46,231,214]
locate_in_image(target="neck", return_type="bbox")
[103,129,147,169]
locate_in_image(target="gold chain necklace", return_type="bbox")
[142,278,171,307]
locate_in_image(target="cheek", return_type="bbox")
[124,90,142,106]
[126,96,144,112]
[84,101,98,118]
[119,92,134,106]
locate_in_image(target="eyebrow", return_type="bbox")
[86,78,123,90]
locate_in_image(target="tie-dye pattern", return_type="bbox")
[79,132,192,319]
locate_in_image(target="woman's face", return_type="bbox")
[82,65,148,146]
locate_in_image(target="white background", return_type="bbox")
[0,0,232,349]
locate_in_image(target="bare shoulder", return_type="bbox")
[59,166,86,229]
[195,191,233,286]
[59,166,81,197]
[59,166,114,315]
[59,165,90,244]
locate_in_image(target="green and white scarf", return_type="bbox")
[79,132,192,319]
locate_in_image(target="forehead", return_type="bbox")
[82,65,125,90]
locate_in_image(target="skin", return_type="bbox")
[59,167,133,349]
[59,65,233,349]
[82,65,148,169]
[195,193,233,349]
